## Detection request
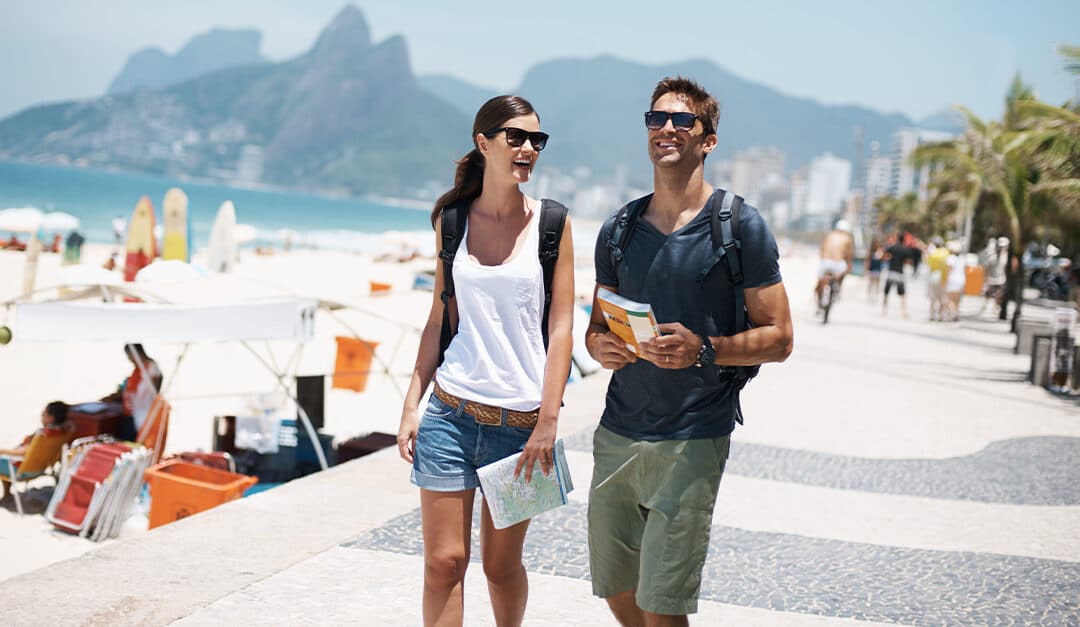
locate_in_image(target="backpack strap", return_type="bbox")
[437,203,468,365]
[607,194,652,273]
[538,199,568,350]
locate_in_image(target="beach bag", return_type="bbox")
[437,199,568,365]
[606,188,759,424]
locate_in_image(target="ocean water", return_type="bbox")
[0,160,434,252]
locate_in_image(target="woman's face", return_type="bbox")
[478,113,542,186]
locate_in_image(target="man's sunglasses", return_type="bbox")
[644,111,700,131]
[483,127,549,151]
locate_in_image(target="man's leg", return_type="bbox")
[635,436,729,621]
[589,427,647,624]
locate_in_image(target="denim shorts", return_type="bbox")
[410,393,534,491]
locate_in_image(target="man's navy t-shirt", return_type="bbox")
[594,193,781,441]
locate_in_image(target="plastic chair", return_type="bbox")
[1,428,73,515]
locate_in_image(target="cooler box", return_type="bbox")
[144,460,257,529]
[964,265,985,296]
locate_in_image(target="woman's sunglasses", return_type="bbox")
[483,127,549,151]
[644,111,700,131]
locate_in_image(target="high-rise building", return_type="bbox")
[729,147,785,207]
[804,152,852,219]
[888,128,953,200]
[862,140,892,228]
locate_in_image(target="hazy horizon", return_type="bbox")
[1,0,1077,123]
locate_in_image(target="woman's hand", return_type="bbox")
[396,406,420,463]
[514,417,557,483]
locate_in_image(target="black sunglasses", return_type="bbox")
[483,127,549,151]
[644,111,700,131]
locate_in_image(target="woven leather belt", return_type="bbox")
[432,383,539,428]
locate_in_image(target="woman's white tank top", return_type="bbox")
[434,212,546,411]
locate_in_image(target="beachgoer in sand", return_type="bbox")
[585,76,792,624]
[395,95,574,627]
[101,344,163,441]
[0,401,72,457]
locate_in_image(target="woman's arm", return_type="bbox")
[517,216,574,481]
[397,219,454,463]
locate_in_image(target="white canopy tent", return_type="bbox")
[6,295,332,470]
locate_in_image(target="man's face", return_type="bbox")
[647,92,716,169]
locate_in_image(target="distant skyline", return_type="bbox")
[2,1,1077,123]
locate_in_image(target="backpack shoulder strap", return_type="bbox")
[607,193,652,272]
[538,199,568,350]
[437,203,469,365]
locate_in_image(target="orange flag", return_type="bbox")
[333,336,379,392]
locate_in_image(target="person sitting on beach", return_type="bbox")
[396,95,574,627]
[0,401,73,457]
[101,344,163,441]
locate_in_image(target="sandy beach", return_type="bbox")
[0,220,605,580]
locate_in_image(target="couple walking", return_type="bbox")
[396,76,794,626]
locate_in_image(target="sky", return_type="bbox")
[1,1,1077,122]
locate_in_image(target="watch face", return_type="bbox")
[698,337,716,367]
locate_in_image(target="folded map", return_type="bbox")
[477,439,574,529]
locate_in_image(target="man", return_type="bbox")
[584,76,793,626]
[101,344,163,441]
[815,219,854,312]
[882,233,912,319]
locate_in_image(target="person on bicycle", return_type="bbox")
[816,219,854,311]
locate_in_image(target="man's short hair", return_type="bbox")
[651,76,719,136]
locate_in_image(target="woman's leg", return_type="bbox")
[421,488,476,627]
[480,498,531,627]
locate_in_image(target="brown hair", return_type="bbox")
[430,95,540,226]
[650,76,719,136]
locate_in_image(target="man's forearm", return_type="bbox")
[710,324,793,366]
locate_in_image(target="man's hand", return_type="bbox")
[588,329,638,370]
[638,322,701,369]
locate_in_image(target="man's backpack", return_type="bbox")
[606,188,759,423]
[437,199,569,365]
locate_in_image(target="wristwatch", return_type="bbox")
[695,335,716,368]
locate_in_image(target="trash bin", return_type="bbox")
[144,460,257,529]
[964,265,985,296]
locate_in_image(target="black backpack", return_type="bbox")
[437,199,569,365]
[606,188,759,424]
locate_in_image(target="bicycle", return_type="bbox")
[818,272,839,324]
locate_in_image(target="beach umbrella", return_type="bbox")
[134,259,208,284]
[39,211,80,232]
[0,207,43,233]
[56,264,124,287]
[234,223,258,245]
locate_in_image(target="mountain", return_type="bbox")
[514,55,914,185]
[917,108,966,135]
[108,28,267,95]
[418,74,500,119]
[0,6,469,195]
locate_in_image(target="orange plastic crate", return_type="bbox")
[144,460,257,529]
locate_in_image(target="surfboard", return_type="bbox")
[162,187,189,262]
[207,200,237,272]
[124,196,157,282]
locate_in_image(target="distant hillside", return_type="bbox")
[0,6,469,195]
[108,28,267,94]
[515,55,915,185]
[418,74,499,119]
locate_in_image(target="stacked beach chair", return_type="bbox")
[46,442,153,541]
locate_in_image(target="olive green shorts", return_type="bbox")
[587,425,729,616]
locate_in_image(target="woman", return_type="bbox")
[865,238,884,303]
[396,95,574,627]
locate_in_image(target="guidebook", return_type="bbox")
[477,439,574,530]
[596,287,660,354]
